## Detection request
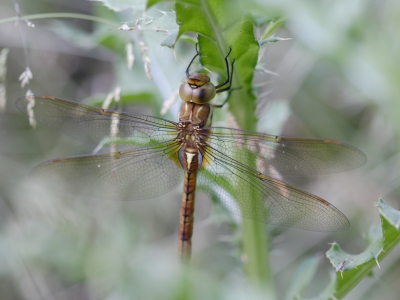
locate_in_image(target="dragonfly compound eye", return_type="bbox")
[179,80,216,104]
[179,81,193,102]
[192,82,216,104]
[179,73,216,104]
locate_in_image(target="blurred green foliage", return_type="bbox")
[1,0,400,299]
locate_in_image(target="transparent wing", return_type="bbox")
[32,143,183,200]
[197,127,365,231]
[205,127,366,177]
[199,170,349,231]
[16,95,178,146]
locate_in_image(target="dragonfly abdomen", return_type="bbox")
[179,145,202,261]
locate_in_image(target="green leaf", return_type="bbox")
[261,16,286,40]
[322,199,400,299]
[174,0,259,131]
[283,199,400,300]
[259,36,292,46]
[378,198,400,230]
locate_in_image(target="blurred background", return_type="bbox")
[0,0,400,299]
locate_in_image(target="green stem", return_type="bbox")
[242,218,275,298]
[240,147,275,298]
[0,13,118,27]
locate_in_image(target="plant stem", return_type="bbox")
[242,216,276,298]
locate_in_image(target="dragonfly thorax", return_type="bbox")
[179,73,216,104]
[178,102,213,128]
[176,121,203,148]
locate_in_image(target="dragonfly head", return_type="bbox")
[179,73,216,104]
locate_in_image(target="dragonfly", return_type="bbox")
[16,47,366,262]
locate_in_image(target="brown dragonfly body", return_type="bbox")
[16,47,366,262]
[177,102,212,260]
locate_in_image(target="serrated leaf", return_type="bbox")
[261,16,286,40]
[173,0,259,131]
[321,199,400,299]
[377,198,400,230]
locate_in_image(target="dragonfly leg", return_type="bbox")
[185,43,200,78]
[215,47,234,90]
[212,85,242,108]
